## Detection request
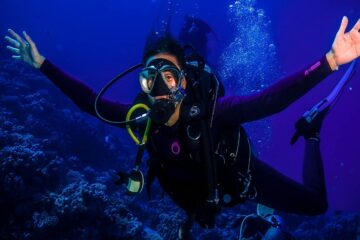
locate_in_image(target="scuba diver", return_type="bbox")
[178,14,218,60]
[5,16,360,239]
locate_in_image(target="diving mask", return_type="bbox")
[139,58,186,125]
[139,58,184,97]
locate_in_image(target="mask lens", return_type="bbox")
[139,68,157,93]
[159,67,181,90]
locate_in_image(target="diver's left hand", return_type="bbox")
[329,17,360,69]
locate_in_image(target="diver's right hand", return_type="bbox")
[4,29,45,69]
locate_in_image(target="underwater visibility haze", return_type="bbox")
[1,0,360,239]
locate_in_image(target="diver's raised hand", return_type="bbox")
[4,29,45,69]
[327,17,360,70]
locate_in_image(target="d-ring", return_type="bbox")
[186,125,201,141]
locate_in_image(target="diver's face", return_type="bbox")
[144,53,186,126]
[145,53,185,100]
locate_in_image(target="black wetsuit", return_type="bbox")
[39,55,332,226]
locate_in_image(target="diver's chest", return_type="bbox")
[149,124,188,163]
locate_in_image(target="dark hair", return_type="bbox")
[142,33,185,67]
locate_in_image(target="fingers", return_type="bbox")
[337,16,348,36]
[5,35,22,59]
[6,46,20,54]
[12,55,22,60]
[7,29,27,47]
[22,31,40,57]
[23,31,36,48]
[353,18,360,32]
[4,36,21,48]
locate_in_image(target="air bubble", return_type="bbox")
[220,0,279,151]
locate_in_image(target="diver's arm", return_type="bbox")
[215,55,333,123]
[215,16,360,124]
[39,59,131,124]
[5,29,131,125]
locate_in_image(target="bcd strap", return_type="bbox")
[186,68,220,206]
[216,125,257,203]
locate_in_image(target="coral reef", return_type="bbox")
[0,57,157,239]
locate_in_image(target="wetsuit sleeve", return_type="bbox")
[40,59,131,127]
[215,55,333,124]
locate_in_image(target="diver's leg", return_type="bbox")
[251,138,328,216]
[251,106,330,215]
[302,138,327,203]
